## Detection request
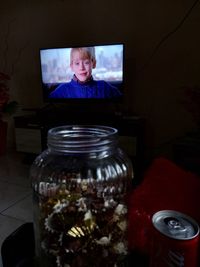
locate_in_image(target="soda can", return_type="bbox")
[150,210,200,267]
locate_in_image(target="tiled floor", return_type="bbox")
[0,151,34,267]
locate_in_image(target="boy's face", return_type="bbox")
[70,51,95,82]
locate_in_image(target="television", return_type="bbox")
[39,43,124,103]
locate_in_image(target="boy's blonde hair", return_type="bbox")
[70,47,96,65]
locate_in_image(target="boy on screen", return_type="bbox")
[49,47,122,99]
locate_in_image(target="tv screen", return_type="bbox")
[39,43,124,102]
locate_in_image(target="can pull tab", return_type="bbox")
[164,217,186,233]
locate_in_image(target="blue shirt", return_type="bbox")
[50,76,122,99]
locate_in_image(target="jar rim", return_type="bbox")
[47,125,118,153]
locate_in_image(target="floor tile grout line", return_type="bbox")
[0,213,32,224]
[0,193,32,214]
[0,213,27,223]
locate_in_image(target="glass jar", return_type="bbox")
[30,125,134,267]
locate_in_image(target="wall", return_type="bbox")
[0,0,200,153]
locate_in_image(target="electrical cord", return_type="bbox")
[138,0,200,73]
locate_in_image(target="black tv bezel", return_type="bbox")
[39,42,125,105]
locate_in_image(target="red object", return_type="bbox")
[0,120,7,155]
[150,210,199,267]
[150,226,199,267]
[128,157,200,263]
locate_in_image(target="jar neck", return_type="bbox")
[47,125,118,154]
